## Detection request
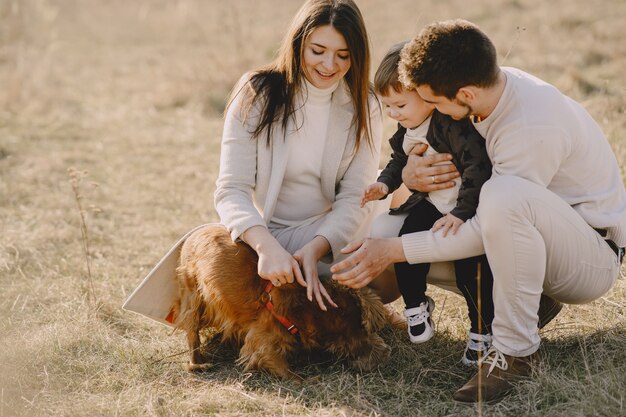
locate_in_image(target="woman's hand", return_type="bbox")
[243,226,304,287]
[402,143,460,192]
[432,213,465,237]
[293,236,337,311]
[330,237,406,289]
[257,243,305,287]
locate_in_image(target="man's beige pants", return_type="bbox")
[375,175,620,357]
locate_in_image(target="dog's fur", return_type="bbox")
[172,224,390,379]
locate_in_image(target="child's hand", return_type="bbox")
[360,182,389,207]
[431,213,464,237]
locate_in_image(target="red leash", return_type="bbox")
[259,282,299,335]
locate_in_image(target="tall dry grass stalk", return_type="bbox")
[67,167,98,307]
[501,25,526,65]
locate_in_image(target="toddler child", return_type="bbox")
[362,42,494,365]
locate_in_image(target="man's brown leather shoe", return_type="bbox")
[453,347,540,404]
[538,294,563,329]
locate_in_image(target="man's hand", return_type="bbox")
[432,213,465,237]
[330,237,405,289]
[402,143,460,192]
[360,182,389,207]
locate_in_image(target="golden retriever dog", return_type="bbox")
[172,224,390,379]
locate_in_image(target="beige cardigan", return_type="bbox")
[214,75,382,260]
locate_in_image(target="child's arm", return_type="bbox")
[360,182,389,207]
[376,125,408,194]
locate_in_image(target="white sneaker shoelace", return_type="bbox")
[467,332,491,352]
[480,346,509,377]
[405,302,430,326]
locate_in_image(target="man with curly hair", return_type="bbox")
[331,19,626,403]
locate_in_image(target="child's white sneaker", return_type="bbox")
[404,296,435,343]
[462,331,492,366]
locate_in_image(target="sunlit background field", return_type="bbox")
[1,0,625,416]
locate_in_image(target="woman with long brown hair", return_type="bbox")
[214,0,388,309]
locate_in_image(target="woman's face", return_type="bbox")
[302,25,351,89]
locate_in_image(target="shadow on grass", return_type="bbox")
[172,322,625,416]
[177,326,479,415]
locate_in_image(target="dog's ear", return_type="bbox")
[357,288,388,333]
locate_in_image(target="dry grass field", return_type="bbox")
[1,0,625,415]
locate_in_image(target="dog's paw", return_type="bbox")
[186,362,215,373]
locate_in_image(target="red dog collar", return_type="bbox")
[259,282,299,335]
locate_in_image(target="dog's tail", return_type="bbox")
[173,265,203,331]
[172,229,210,334]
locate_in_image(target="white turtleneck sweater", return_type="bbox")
[271,80,339,226]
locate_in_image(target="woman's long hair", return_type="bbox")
[225,0,373,150]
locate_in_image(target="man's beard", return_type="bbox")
[453,98,473,120]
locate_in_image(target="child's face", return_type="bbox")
[380,87,435,129]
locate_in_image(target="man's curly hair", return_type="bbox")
[398,19,499,99]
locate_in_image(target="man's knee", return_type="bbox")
[477,176,537,239]
[478,176,530,218]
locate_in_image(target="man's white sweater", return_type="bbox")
[402,67,626,263]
